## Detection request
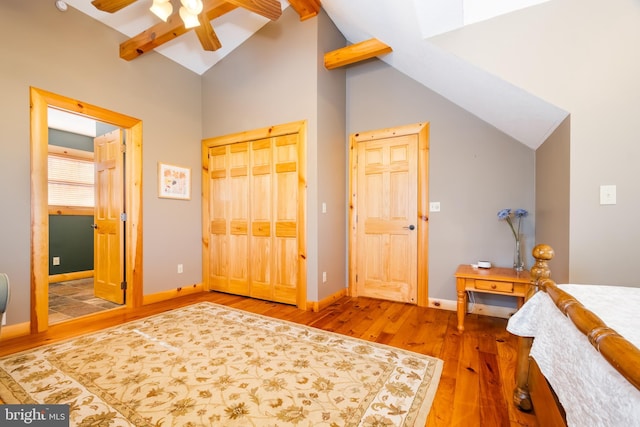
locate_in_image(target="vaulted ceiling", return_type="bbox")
[61,0,567,149]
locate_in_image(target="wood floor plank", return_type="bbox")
[344,297,392,339]
[0,291,538,426]
[451,315,482,426]
[426,314,460,426]
[360,299,409,342]
[479,350,510,427]
[375,302,417,345]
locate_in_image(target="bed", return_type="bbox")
[506,244,640,427]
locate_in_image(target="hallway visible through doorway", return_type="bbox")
[49,278,121,324]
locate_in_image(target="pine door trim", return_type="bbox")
[30,87,143,333]
[348,122,430,306]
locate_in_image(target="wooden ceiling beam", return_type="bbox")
[324,38,392,70]
[91,0,138,13]
[194,13,222,51]
[223,0,282,21]
[287,0,321,21]
[120,0,236,61]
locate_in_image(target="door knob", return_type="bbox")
[403,224,415,230]
[91,224,98,229]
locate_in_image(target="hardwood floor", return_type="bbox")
[0,291,538,427]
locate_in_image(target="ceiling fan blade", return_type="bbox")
[120,0,236,61]
[91,0,139,13]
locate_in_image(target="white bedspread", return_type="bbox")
[507,284,640,427]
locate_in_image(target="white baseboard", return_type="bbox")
[428,297,517,320]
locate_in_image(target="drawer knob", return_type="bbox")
[491,284,497,289]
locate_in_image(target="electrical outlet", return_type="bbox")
[177,264,183,274]
[52,256,60,266]
[322,272,327,283]
[429,202,441,212]
[600,185,616,205]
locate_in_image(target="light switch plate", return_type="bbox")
[600,185,616,205]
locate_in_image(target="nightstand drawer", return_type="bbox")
[475,279,514,293]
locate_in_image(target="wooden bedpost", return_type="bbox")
[513,244,555,412]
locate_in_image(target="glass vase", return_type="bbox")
[513,239,525,271]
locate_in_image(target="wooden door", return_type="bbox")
[350,123,429,306]
[208,143,251,296]
[272,133,299,304]
[203,122,306,307]
[93,130,124,304]
[248,137,273,300]
[248,134,299,305]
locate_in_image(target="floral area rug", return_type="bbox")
[0,302,443,426]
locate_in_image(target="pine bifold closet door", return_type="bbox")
[202,121,307,308]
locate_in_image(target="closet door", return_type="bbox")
[203,121,306,308]
[249,138,273,300]
[248,135,299,304]
[228,143,251,295]
[206,135,299,304]
[207,143,250,296]
[272,134,299,304]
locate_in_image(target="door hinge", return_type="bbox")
[121,281,127,290]
[121,144,126,153]
[355,274,358,282]
[120,213,127,221]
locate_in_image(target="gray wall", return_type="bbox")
[535,117,571,283]
[201,7,535,306]
[0,0,203,325]
[315,11,347,301]
[431,0,640,286]
[347,62,535,304]
[201,8,347,302]
[5,0,589,329]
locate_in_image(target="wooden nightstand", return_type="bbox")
[454,264,531,333]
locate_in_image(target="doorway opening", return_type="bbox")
[30,87,143,333]
[47,111,125,324]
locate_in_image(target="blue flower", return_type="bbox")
[514,208,528,218]
[498,208,528,241]
[497,208,511,220]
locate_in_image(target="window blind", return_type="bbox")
[48,155,95,207]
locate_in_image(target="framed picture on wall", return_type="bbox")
[158,162,191,200]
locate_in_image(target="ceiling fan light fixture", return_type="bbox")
[150,0,173,22]
[179,6,201,29]
[55,0,68,12]
[180,0,203,15]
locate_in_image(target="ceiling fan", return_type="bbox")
[89,0,321,61]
